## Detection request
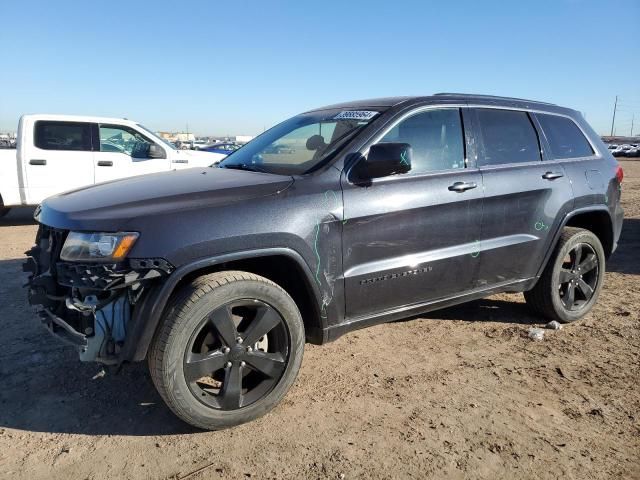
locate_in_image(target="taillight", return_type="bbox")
[615,164,624,183]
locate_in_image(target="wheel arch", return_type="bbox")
[124,248,326,363]
[535,206,614,280]
[564,208,614,258]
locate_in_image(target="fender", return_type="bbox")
[122,247,326,363]
[534,205,614,280]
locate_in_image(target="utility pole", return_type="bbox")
[610,95,618,136]
[631,114,635,137]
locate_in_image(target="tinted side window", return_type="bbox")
[380,108,465,173]
[99,125,153,158]
[536,114,594,159]
[34,121,92,151]
[475,109,541,166]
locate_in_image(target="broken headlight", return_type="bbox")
[60,232,139,262]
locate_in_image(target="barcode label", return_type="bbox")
[333,110,379,121]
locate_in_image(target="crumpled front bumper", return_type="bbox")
[40,308,87,346]
[24,224,174,364]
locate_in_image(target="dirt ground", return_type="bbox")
[0,162,638,480]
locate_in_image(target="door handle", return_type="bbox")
[97,161,113,167]
[448,181,478,192]
[29,159,46,166]
[542,171,564,180]
[172,159,188,164]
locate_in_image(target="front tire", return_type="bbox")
[525,227,605,323]
[148,271,304,430]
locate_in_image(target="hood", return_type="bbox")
[37,167,293,231]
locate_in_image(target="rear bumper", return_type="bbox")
[612,202,624,254]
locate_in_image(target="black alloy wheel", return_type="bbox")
[148,271,305,430]
[525,227,605,323]
[184,299,289,410]
[557,243,599,311]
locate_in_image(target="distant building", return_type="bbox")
[157,131,253,145]
[174,132,196,142]
[157,131,195,143]
[602,136,640,144]
[234,135,254,144]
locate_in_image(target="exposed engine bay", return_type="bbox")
[24,225,173,364]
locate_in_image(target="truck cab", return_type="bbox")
[0,114,227,211]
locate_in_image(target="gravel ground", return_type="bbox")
[0,161,638,480]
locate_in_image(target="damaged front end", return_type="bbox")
[24,224,173,365]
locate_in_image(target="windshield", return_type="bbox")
[218,109,382,175]
[136,124,177,150]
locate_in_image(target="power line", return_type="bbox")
[611,95,618,136]
[610,96,640,136]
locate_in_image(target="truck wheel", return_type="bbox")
[148,271,304,430]
[0,208,10,218]
[525,227,605,323]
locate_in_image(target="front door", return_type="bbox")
[94,124,170,183]
[470,107,574,288]
[341,107,483,319]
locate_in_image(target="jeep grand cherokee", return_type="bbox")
[25,94,624,429]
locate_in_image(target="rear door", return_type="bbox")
[471,108,574,288]
[341,107,483,319]
[25,120,95,203]
[533,112,603,211]
[94,124,170,183]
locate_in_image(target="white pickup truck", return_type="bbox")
[0,114,227,216]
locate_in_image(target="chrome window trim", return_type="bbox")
[467,105,601,161]
[365,103,600,155]
[347,105,469,185]
[346,102,602,184]
[476,159,549,171]
[363,164,480,186]
[532,112,600,161]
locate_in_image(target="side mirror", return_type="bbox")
[148,143,166,159]
[353,142,412,181]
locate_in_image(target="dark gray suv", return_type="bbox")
[25,93,624,429]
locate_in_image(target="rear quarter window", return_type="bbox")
[34,121,93,151]
[536,114,594,159]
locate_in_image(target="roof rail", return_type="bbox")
[433,92,557,106]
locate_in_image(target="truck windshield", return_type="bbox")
[218,109,382,175]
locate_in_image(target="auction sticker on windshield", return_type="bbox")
[333,111,379,120]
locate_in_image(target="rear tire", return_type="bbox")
[525,227,605,323]
[148,271,304,430]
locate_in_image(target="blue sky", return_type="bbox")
[1,0,638,136]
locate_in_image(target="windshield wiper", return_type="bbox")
[219,163,269,173]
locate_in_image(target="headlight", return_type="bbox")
[60,232,139,262]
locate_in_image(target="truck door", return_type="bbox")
[25,120,95,204]
[341,107,483,319]
[94,124,170,183]
[470,107,574,288]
